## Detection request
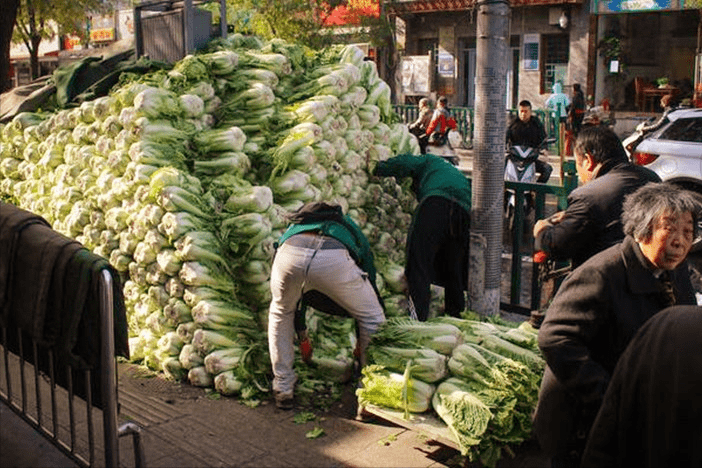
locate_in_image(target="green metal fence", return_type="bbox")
[392,105,473,146]
[500,161,577,315]
[392,105,561,151]
[393,103,576,315]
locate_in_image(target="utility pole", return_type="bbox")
[469,0,510,316]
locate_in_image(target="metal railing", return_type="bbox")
[393,105,561,151]
[460,161,577,316]
[0,270,145,468]
[393,105,473,146]
[501,168,577,315]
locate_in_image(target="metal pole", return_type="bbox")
[183,0,194,55]
[469,0,510,316]
[220,0,227,38]
[100,270,119,468]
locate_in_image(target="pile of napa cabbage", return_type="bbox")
[0,36,421,404]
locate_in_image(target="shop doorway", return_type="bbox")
[463,42,519,109]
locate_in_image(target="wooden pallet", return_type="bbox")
[360,404,460,451]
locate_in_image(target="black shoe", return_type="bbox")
[274,392,294,410]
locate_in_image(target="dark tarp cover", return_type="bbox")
[0,49,169,123]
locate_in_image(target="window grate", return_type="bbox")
[542,34,569,93]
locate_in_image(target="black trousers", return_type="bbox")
[409,126,429,154]
[406,197,470,321]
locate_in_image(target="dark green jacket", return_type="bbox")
[278,215,377,285]
[374,153,471,213]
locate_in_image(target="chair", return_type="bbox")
[634,77,657,112]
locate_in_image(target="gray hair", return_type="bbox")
[622,182,700,241]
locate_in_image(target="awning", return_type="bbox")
[387,0,581,14]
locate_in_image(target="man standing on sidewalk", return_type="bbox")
[533,126,660,270]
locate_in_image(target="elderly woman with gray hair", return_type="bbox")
[533,182,699,468]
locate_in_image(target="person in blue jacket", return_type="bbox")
[373,153,471,321]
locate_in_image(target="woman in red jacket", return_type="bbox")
[425,96,457,145]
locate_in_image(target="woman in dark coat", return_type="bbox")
[533,182,699,467]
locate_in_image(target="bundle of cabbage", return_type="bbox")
[436,341,542,468]
[0,37,423,403]
[356,364,435,416]
[358,315,543,467]
[368,317,464,356]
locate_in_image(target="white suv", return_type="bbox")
[630,108,702,192]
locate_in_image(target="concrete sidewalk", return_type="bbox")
[1,360,549,468]
[113,362,457,468]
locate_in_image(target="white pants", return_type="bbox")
[268,240,385,396]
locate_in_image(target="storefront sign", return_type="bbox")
[64,34,82,50]
[90,28,115,42]
[591,0,693,13]
[117,9,135,40]
[90,14,115,43]
[437,49,455,78]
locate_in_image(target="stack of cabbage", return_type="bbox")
[357,316,544,467]
[0,36,420,401]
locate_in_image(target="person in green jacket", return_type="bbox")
[268,202,385,409]
[373,154,471,321]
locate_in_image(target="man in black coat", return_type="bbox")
[534,182,699,467]
[506,100,552,183]
[534,125,660,270]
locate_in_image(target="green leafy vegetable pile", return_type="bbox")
[358,316,544,467]
[0,34,420,405]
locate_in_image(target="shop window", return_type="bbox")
[417,38,438,75]
[541,34,568,94]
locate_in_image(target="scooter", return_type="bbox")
[504,137,555,233]
[425,126,461,166]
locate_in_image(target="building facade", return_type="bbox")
[389,0,700,112]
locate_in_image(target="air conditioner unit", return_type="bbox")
[135,0,227,64]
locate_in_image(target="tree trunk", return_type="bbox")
[30,33,41,80]
[0,0,20,92]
